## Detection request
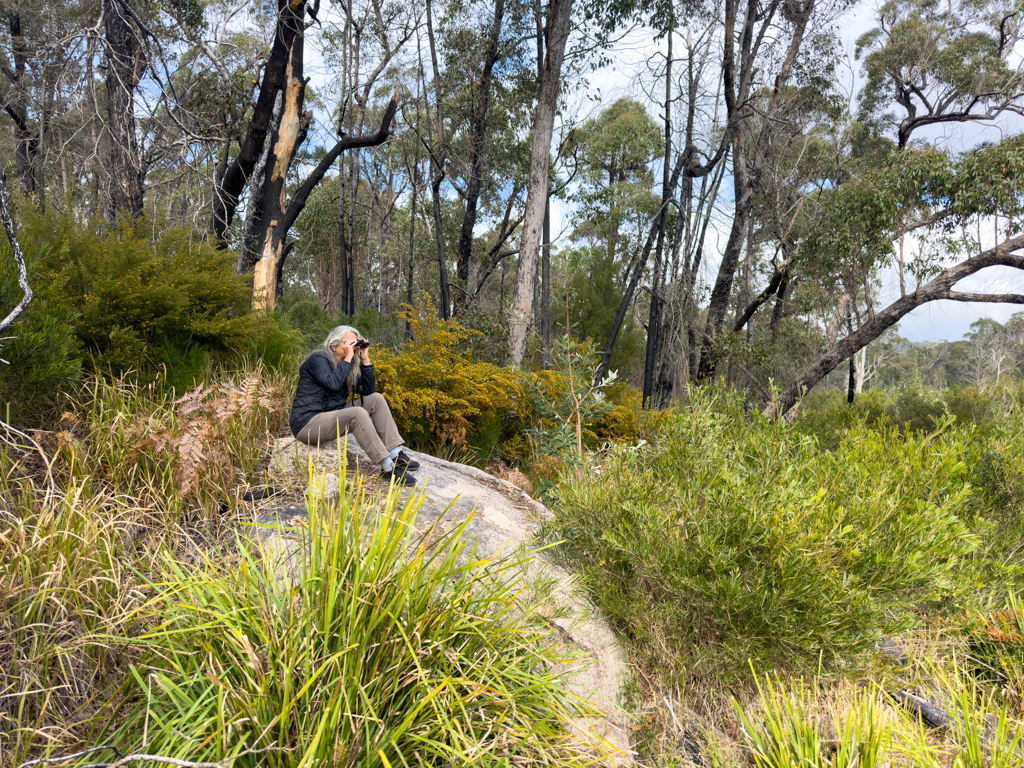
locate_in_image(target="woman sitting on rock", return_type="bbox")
[289,325,420,487]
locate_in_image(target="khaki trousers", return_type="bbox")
[294,392,403,464]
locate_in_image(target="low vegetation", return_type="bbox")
[4,215,1024,766]
[544,382,1024,766]
[0,372,608,765]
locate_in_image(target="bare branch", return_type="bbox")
[0,160,31,333]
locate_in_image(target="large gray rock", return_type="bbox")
[256,436,633,765]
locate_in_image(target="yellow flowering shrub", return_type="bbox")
[592,381,641,442]
[373,296,528,450]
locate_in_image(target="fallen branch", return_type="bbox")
[17,741,284,768]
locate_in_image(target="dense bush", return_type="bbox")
[546,386,981,683]
[373,295,529,455]
[0,210,300,424]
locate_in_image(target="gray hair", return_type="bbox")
[323,325,360,357]
[321,324,363,391]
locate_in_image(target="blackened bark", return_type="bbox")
[732,259,790,333]
[767,271,790,343]
[426,0,451,319]
[643,31,672,409]
[104,0,147,221]
[595,151,687,385]
[4,13,35,195]
[453,0,505,308]
[847,355,855,404]
[211,0,297,245]
[406,152,419,339]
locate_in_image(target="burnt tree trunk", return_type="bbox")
[3,12,36,195]
[643,30,672,409]
[594,151,688,385]
[211,0,300,245]
[425,0,451,319]
[217,0,396,310]
[103,0,147,221]
[453,0,505,312]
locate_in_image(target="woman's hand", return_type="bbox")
[341,339,356,363]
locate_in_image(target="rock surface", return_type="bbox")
[253,436,633,765]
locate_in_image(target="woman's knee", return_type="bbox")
[363,392,387,410]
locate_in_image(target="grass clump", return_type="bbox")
[545,385,979,685]
[97,474,605,767]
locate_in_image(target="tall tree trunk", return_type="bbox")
[507,0,573,366]
[643,31,672,409]
[698,0,815,377]
[594,151,688,384]
[250,7,309,311]
[103,0,146,221]
[211,0,303,244]
[541,197,551,366]
[221,0,396,310]
[453,0,505,311]
[425,0,451,319]
[4,12,35,195]
[406,155,418,339]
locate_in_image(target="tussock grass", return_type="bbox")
[0,484,151,763]
[99,473,606,767]
[2,369,608,767]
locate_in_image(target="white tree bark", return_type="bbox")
[0,160,31,333]
[507,0,573,366]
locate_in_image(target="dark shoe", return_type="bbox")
[394,450,420,471]
[380,465,416,488]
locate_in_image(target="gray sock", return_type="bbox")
[380,456,395,472]
[388,446,402,461]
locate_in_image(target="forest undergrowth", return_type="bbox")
[544,382,1024,767]
[3,350,1024,766]
[0,362,613,767]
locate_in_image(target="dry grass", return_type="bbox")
[0,365,292,765]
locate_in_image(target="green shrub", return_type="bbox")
[546,385,979,684]
[0,238,82,424]
[1,210,301,423]
[105,479,603,767]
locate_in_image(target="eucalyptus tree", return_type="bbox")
[209,0,400,311]
[330,0,416,316]
[763,0,1024,416]
[507,0,574,365]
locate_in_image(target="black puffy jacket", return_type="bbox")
[289,352,377,436]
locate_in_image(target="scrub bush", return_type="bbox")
[546,385,980,683]
[373,295,529,455]
[0,210,300,425]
